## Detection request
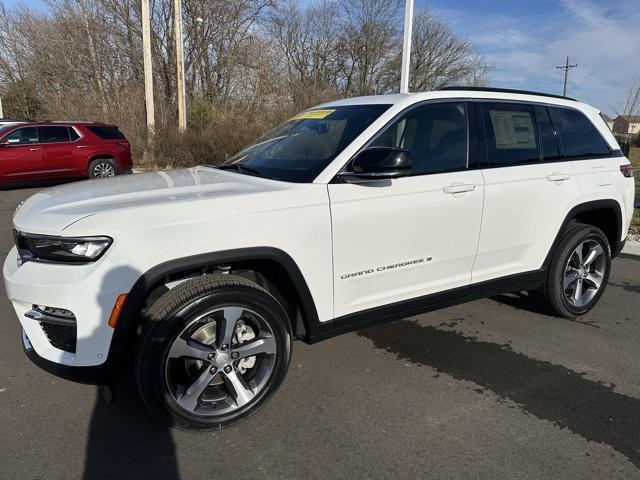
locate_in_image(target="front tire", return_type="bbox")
[135,274,292,431]
[534,222,611,318]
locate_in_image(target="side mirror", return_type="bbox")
[340,147,412,180]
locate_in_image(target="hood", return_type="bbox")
[13,167,285,234]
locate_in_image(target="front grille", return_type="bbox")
[39,323,77,353]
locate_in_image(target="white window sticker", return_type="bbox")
[489,110,536,149]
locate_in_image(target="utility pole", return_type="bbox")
[0,97,3,118]
[174,0,187,132]
[142,0,155,141]
[400,0,414,94]
[556,56,577,97]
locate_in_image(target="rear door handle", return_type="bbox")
[29,148,41,151]
[443,183,476,194]
[547,172,570,182]
[76,145,88,149]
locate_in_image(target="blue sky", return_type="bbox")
[425,0,639,115]
[5,0,639,115]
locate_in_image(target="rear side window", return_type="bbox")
[40,126,70,143]
[548,107,610,158]
[534,106,561,162]
[370,102,468,175]
[481,103,540,167]
[87,125,125,139]
[3,127,39,145]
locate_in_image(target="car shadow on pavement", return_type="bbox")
[82,371,180,480]
[357,320,640,468]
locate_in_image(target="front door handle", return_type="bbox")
[29,148,41,151]
[76,145,88,149]
[443,183,476,194]
[547,172,570,182]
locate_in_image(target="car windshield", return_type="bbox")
[221,104,391,182]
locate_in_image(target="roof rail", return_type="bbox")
[437,86,577,102]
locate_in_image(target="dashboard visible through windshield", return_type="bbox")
[221,104,391,182]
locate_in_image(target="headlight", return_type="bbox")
[14,230,112,264]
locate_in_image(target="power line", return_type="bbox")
[556,56,577,97]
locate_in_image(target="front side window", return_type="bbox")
[223,105,390,182]
[3,127,39,145]
[40,126,70,143]
[482,103,540,167]
[548,107,610,158]
[369,102,468,175]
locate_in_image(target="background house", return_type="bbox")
[613,115,640,135]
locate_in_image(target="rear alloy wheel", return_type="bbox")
[563,239,606,309]
[536,222,611,318]
[88,158,117,179]
[136,275,291,430]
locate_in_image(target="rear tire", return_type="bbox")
[135,274,292,431]
[532,222,611,318]
[88,158,117,178]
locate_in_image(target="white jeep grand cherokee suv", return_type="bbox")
[3,88,635,430]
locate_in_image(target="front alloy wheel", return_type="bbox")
[136,275,291,430]
[165,306,277,416]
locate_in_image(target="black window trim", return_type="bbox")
[473,99,622,165]
[533,105,562,163]
[333,98,478,182]
[332,97,624,182]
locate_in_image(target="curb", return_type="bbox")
[622,239,640,256]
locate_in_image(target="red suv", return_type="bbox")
[0,121,132,184]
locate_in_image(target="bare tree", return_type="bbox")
[617,73,640,117]
[0,0,492,166]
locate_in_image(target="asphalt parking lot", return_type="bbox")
[1,185,640,480]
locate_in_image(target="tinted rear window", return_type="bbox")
[482,103,540,167]
[40,126,70,143]
[548,107,610,158]
[87,125,125,139]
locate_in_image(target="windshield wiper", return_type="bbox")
[216,164,263,177]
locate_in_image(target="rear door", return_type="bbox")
[472,102,581,283]
[329,101,484,318]
[0,126,44,181]
[39,126,76,178]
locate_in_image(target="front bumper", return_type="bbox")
[3,246,138,368]
[21,328,122,384]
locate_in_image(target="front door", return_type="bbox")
[0,126,44,182]
[329,101,484,318]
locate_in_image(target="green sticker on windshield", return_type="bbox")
[290,109,335,121]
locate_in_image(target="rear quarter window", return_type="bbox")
[548,107,610,158]
[86,125,126,140]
